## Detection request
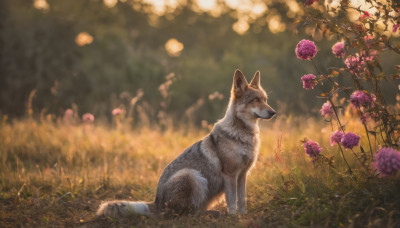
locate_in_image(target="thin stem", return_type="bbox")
[362,121,374,162]
[311,59,322,76]
[324,61,375,168]
[310,59,353,173]
[350,148,369,172]
[337,144,353,174]
[384,40,400,55]
[330,98,353,173]
[311,59,346,131]
[379,125,386,144]
[328,97,344,132]
[320,154,336,169]
[365,59,393,147]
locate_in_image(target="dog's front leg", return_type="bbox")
[223,173,238,215]
[237,171,247,215]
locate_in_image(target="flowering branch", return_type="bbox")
[295,0,400,178]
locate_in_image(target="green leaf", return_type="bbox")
[375,72,385,81]
[328,70,340,77]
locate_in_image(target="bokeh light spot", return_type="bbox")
[33,0,49,11]
[165,38,184,57]
[250,3,267,17]
[268,15,286,34]
[104,0,118,8]
[75,32,94,46]
[197,0,216,11]
[233,19,249,35]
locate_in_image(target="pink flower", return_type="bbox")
[63,109,74,124]
[341,132,360,150]
[332,42,345,58]
[65,109,73,115]
[304,0,318,6]
[82,113,94,123]
[295,39,317,60]
[350,90,375,108]
[64,109,73,118]
[363,34,374,48]
[392,23,400,33]
[112,108,123,116]
[330,130,344,146]
[301,74,317,90]
[373,147,400,177]
[303,139,322,158]
[345,50,378,75]
[345,55,363,75]
[320,101,333,117]
[360,50,378,62]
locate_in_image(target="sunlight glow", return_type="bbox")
[225,0,240,9]
[351,0,378,15]
[165,38,184,57]
[287,0,300,13]
[232,19,249,35]
[137,0,268,33]
[164,0,180,14]
[104,0,118,8]
[325,0,399,36]
[197,0,216,11]
[233,1,267,20]
[75,32,94,46]
[140,0,268,18]
[33,0,49,11]
[327,0,379,17]
[325,0,341,8]
[143,0,166,15]
[345,0,377,22]
[250,3,267,17]
[268,15,286,34]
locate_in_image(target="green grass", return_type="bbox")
[0,115,399,227]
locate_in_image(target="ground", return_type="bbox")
[0,116,399,227]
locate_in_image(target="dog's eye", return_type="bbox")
[253,98,260,102]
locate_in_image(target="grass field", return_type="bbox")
[1,112,400,227]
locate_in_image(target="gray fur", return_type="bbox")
[96,70,276,217]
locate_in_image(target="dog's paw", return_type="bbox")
[238,208,247,215]
[227,208,237,216]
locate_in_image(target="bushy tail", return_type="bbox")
[96,201,155,218]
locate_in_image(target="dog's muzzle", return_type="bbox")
[253,110,276,119]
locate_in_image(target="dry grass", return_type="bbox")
[0,114,399,227]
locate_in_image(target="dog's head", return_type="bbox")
[231,69,276,120]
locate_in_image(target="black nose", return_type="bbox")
[268,110,277,116]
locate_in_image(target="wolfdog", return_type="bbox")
[97,69,276,217]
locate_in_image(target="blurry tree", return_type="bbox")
[0,0,398,125]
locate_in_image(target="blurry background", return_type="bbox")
[0,0,398,125]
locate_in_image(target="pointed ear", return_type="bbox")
[249,71,260,88]
[233,69,248,96]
